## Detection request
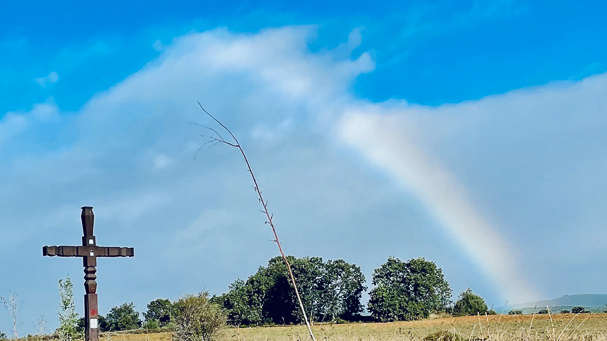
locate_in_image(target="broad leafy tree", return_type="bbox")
[452,289,488,316]
[214,256,365,325]
[143,298,173,327]
[319,259,366,321]
[104,302,141,331]
[368,257,452,321]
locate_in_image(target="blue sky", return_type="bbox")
[1,0,607,335]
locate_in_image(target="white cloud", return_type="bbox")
[0,101,59,149]
[339,109,538,302]
[2,26,607,332]
[337,73,607,302]
[34,71,59,87]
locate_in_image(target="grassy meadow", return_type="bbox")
[97,313,607,341]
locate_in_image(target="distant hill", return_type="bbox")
[497,294,607,314]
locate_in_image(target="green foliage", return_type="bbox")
[452,289,488,317]
[424,330,464,341]
[538,309,548,314]
[104,302,141,331]
[561,310,570,314]
[508,310,523,315]
[57,277,81,341]
[322,259,366,321]
[173,292,226,341]
[367,257,452,322]
[143,298,173,327]
[0,331,7,340]
[215,256,366,325]
[572,306,589,314]
[142,319,160,330]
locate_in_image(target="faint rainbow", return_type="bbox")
[338,108,538,303]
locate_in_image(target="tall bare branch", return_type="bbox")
[196,102,316,341]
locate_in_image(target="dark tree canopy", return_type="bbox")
[213,256,365,325]
[143,298,173,327]
[104,302,141,331]
[452,289,488,316]
[367,257,452,322]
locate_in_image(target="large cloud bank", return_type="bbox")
[1,27,606,332]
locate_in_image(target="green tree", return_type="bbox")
[57,277,81,341]
[0,331,7,340]
[143,299,173,327]
[215,256,365,325]
[452,289,488,316]
[571,306,588,314]
[104,303,141,331]
[508,310,522,315]
[318,259,366,321]
[173,292,226,341]
[367,257,452,322]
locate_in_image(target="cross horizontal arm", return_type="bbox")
[43,246,134,257]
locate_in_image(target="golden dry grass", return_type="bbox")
[99,313,607,341]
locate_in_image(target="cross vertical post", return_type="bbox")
[82,207,99,341]
[43,206,134,341]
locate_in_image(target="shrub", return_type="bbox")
[57,277,81,341]
[508,310,522,315]
[142,319,160,330]
[538,309,548,314]
[560,310,570,314]
[424,331,464,341]
[0,331,7,340]
[572,306,589,314]
[173,292,226,341]
[452,289,488,317]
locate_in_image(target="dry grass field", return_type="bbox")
[98,313,607,341]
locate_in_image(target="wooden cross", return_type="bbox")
[43,206,134,341]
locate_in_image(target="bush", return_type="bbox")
[424,331,464,341]
[452,289,488,317]
[57,277,81,341]
[173,292,226,341]
[0,331,7,340]
[142,319,160,330]
[572,306,589,314]
[508,310,522,315]
[560,310,570,314]
[538,309,548,314]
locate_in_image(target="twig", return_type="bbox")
[556,313,578,341]
[468,322,477,341]
[547,305,555,337]
[195,102,317,341]
[567,317,588,340]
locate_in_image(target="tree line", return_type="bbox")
[55,255,495,337]
[211,255,495,325]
